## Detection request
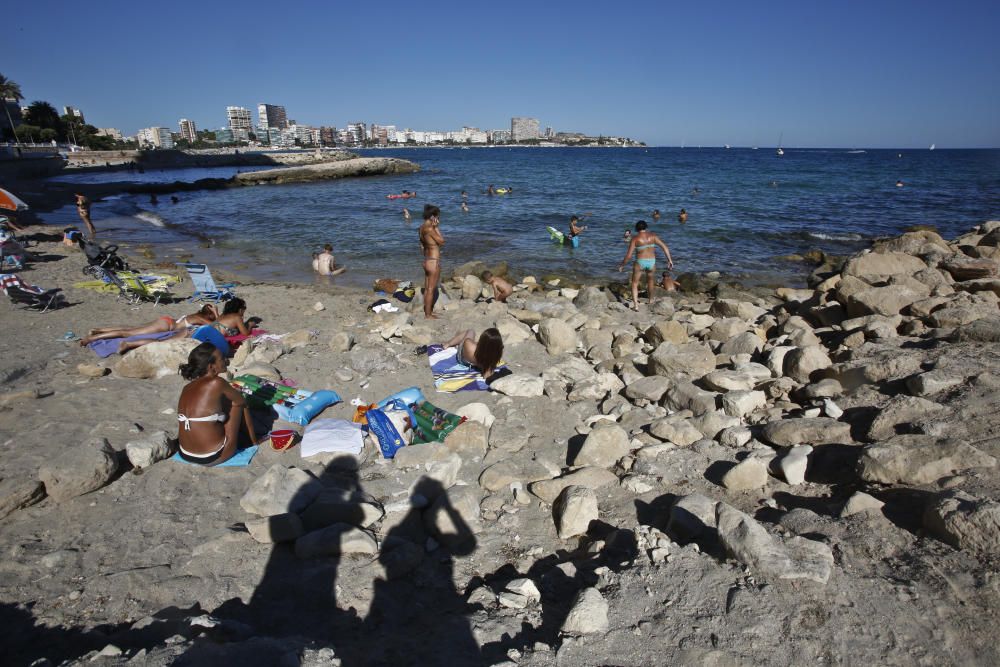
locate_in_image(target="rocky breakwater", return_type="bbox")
[232,156,419,186]
[7,223,1000,665]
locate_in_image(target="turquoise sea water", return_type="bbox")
[48,147,1000,287]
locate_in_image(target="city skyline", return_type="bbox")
[4,1,999,148]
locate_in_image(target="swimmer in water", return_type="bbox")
[678,208,688,224]
[652,209,661,221]
[461,201,469,213]
[896,180,904,187]
[403,208,411,221]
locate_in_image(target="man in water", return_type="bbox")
[652,209,661,221]
[419,204,445,319]
[312,243,344,275]
[568,215,588,238]
[74,193,96,238]
[481,270,513,302]
[486,184,495,195]
[678,208,688,224]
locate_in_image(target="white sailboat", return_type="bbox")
[776,132,784,156]
[929,144,936,150]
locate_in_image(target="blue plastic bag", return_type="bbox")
[367,407,406,459]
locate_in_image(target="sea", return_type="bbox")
[47,147,1000,288]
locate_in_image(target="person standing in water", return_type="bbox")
[568,215,588,239]
[678,208,688,224]
[419,204,444,319]
[652,209,661,221]
[74,193,96,238]
[618,220,673,311]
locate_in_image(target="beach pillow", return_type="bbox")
[192,325,230,356]
[299,419,364,458]
[171,445,258,467]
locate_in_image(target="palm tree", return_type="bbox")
[0,73,24,144]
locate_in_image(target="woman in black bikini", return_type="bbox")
[176,343,246,465]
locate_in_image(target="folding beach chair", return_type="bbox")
[118,271,173,306]
[1,273,66,313]
[177,263,236,303]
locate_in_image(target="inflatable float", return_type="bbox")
[494,188,510,194]
[547,226,580,248]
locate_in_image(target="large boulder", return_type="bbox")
[529,467,618,503]
[443,420,489,457]
[663,380,718,415]
[491,374,545,397]
[38,438,119,502]
[571,423,630,468]
[294,524,378,558]
[645,320,689,346]
[721,457,769,490]
[842,252,926,282]
[561,588,609,635]
[710,299,766,321]
[649,341,716,378]
[424,485,482,548]
[553,485,599,538]
[113,338,200,379]
[125,431,172,469]
[858,436,996,485]
[538,318,578,355]
[924,490,1000,558]
[461,274,484,300]
[782,346,833,383]
[625,375,673,402]
[573,286,609,309]
[240,464,323,517]
[495,317,533,345]
[0,479,45,518]
[846,286,925,318]
[866,395,944,441]
[761,418,851,446]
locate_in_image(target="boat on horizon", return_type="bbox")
[930,144,936,150]
[776,133,784,156]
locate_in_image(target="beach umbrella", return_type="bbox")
[0,187,29,211]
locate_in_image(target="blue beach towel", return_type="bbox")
[427,344,508,393]
[88,331,175,358]
[171,445,259,467]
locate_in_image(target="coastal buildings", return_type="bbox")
[62,106,84,122]
[489,129,511,144]
[511,117,540,142]
[137,127,173,149]
[178,118,197,143]
[257,104,288,130]
[319,126,336,147]
[96,128,124,141]
[225,106,252,132]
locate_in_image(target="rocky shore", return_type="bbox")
[1,220,1000,666]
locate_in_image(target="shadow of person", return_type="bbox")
[336,476,480,667]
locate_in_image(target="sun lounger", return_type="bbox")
[1,273,66,313]
[177,263,236,303]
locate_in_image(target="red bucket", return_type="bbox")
[269,429,295,451]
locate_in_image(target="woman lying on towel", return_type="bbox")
[176,342,246,465]
[211,298,254,337]
[441,328,505,380]
[80,304,218,348]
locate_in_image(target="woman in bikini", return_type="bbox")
[211,298,251,336]
[618,220,674,311]
[176,342,246,465]
[440,328,505,380]
[419,204,444,319]
[80,304,217,346]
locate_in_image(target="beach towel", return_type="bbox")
[427,344,509,392]
[171,445,259,467]
[88,331,176,358]
[411,400,465,444]
[299,419,364,458]
[73,279,118,293]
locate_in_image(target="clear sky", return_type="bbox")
[5,0,999,147]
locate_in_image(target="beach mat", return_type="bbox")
[427,344,508,392]
[88,331,175,358]
[171,445,258,467]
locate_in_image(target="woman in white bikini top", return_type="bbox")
[176,343,246,465]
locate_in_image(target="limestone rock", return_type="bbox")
[553,485,599,538]
[461,274,484,300]
[571,423,630,468]
[538,318,578,355]
[710,299,766,321]
[668,493,719,540]
[245,513,304,543]
[691,411,742,439]
[645,320,689,346]
[0,479,45,518]
[866,395,944,441]
[76,363,109,378]
[349,346,398,375]
[906,370,963,397]
[625,375,673,402]
[301,490,384,531]
[847,286,924,318]
[720,390,766,418]
[842,251,926,282]
[530,467,618,503]
[244,339,287,365]
[113,338,200,379]
[649,341,716,379]
[561,587,609,635]
[295,524,378,558]
[924,490,1000,558]
[840,491,884,517]
[491,374,545,397]
[479,455,555,491]
[782,346,832,383]
[858,436,996,485]
[240,464,323,517]
[283,329,317,349]
[498,578,542,609]
[573,286,609,309]
[721,457,769,490]
[125,431,172,469]
[38,438,119,503]
[650,417,703,446]
[950,317,1000,343]
[329,331,355,352]
[715,503,833,584]
[444,421,489,457]
[761,418,851,446]
[495,317,533,345]
[827,354,923,391]
[424,486,482,547]
[779,445,813,485]
[663,381,718,415]
[702,370,757,392]
[720,331,764,356]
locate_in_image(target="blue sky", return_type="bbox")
[5,0,999,147]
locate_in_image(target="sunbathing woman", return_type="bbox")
[440,328,505,379]
[81,304,217,346]
[212,298,251,336]
[176,342,246,465]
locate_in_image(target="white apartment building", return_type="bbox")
[178,119,197,142]
[137,127,174,149]
[511,116,540,142]
[96,128,124,141]
[226,106,252,131]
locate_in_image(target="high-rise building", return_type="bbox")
[319,126,337,146]
[137,127,174,149]
[178,119,198,142]
[511,117,540,142]
[63,106,85,122]
[226,106,252,131]
[96,128,124,141]
[346,122,366,146]
[257,103,288,130]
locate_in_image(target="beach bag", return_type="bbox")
[411,400,466,444]
[367,407,407,459]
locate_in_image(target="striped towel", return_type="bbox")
[427,344,507,393]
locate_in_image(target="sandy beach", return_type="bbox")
[2,211,1000,666]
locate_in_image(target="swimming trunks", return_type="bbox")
[637,258,656,271]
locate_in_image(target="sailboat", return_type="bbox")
[929,144,936,151]
[776,133,784,156]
